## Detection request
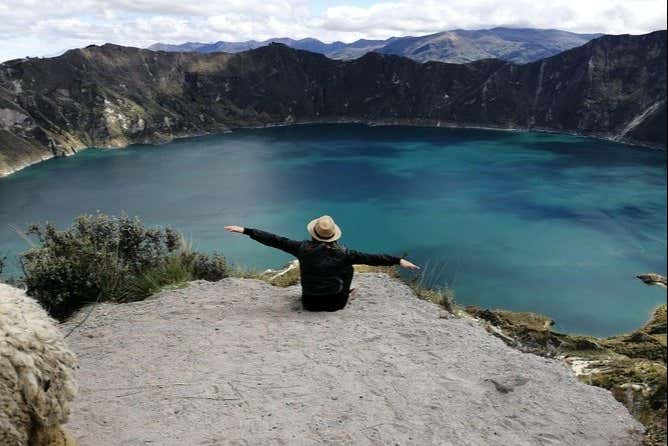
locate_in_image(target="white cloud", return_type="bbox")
[319,0,666,36]
[0,0,665,62]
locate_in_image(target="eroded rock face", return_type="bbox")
[61,273,642,445]
[0,31,666,176]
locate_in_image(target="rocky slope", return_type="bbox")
[1,31,665,176]
[149,27,600,64]
[61,273,643,445]
[466,304,667,445]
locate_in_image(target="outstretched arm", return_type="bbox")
[225,226,301,257]
[346,249,420,270]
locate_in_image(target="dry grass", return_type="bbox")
[404,259,456,313]
[353,264,400,277]
[229,261,301,287]
[409,285,455,313]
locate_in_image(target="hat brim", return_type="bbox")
[307,218,342,242]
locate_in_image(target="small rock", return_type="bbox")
[485,376,529,394]
[487,379,513,394]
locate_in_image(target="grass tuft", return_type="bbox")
[229,261,301,287]
[406,259,456,313]
[125,254,193,301]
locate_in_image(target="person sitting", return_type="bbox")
[225,215,419,311]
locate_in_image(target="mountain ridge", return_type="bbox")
[148,27,603,64]
[0,31,665,177]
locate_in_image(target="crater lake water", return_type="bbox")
[0,124,665,336]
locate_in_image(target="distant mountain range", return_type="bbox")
[148,27,602,64]
[1,31,665,176]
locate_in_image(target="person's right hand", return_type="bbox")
[400,258,420,270]
[224,225,245,234]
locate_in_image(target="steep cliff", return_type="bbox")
[1,31,665,176]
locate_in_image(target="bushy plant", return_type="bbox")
[127,252,228,300]
[20,214,227,319]
[190,252,228,282]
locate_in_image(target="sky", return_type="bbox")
[0,0,666,62]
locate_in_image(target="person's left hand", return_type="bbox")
[400,258,420,270]
[224,225,245,234]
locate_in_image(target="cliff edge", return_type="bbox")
[62,273,643,445]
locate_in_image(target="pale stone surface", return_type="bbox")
[63,274,643,446]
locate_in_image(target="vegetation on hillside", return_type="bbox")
[19,214,227,320]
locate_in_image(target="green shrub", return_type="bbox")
[126,252,228,301]
[190,252,228,282]
[126,254,191,300]
[20,214,227,319]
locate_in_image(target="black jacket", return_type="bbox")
[244,228,401,296]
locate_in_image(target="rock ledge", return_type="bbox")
[63,273,643,445]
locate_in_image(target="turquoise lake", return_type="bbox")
[0,124,665,336]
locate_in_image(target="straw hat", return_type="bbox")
[307,215,342,242]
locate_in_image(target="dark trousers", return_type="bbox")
[301,266,354,312]
[302,292,349,312]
